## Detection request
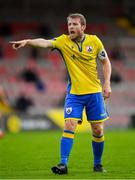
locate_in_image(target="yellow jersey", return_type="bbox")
[52,34,108,95]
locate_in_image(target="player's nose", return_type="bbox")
[69,24,74,28]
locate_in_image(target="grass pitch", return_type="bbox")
[0,130,135,179]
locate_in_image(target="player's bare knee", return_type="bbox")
[64,120,78,131]
[93,128,103,136]
[91,123,104,136]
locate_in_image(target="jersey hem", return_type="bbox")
[69,90,102,95]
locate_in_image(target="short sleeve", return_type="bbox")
[52,34,65,50]
[95,36,108,60]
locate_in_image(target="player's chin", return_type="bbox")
[69,34,77,40]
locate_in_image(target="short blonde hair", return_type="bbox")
[67,13,86,26]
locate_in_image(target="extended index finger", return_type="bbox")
[9,41,20,44]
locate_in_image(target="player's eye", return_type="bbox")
[73,23,79,26]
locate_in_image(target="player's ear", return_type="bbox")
[81,25,86,31]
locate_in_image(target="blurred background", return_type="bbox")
[0,0,135,134]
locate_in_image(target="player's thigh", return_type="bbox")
[86,92,109,123]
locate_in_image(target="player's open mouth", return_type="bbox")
[70,31,75,34]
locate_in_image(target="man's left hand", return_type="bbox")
[103,82,111,99]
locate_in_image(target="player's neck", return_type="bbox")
[75,34,85,42]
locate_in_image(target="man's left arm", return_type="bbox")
[95,35,112,99]
[101,58,112,99]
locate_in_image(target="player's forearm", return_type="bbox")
[26,38,52,48]
[102,58,112,84]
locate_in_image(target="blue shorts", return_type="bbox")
[64,92,109,123]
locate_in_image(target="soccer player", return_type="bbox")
[10,13,111,174]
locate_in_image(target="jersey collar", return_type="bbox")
[74,34,86,52]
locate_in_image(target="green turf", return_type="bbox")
[0,130,135,179]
